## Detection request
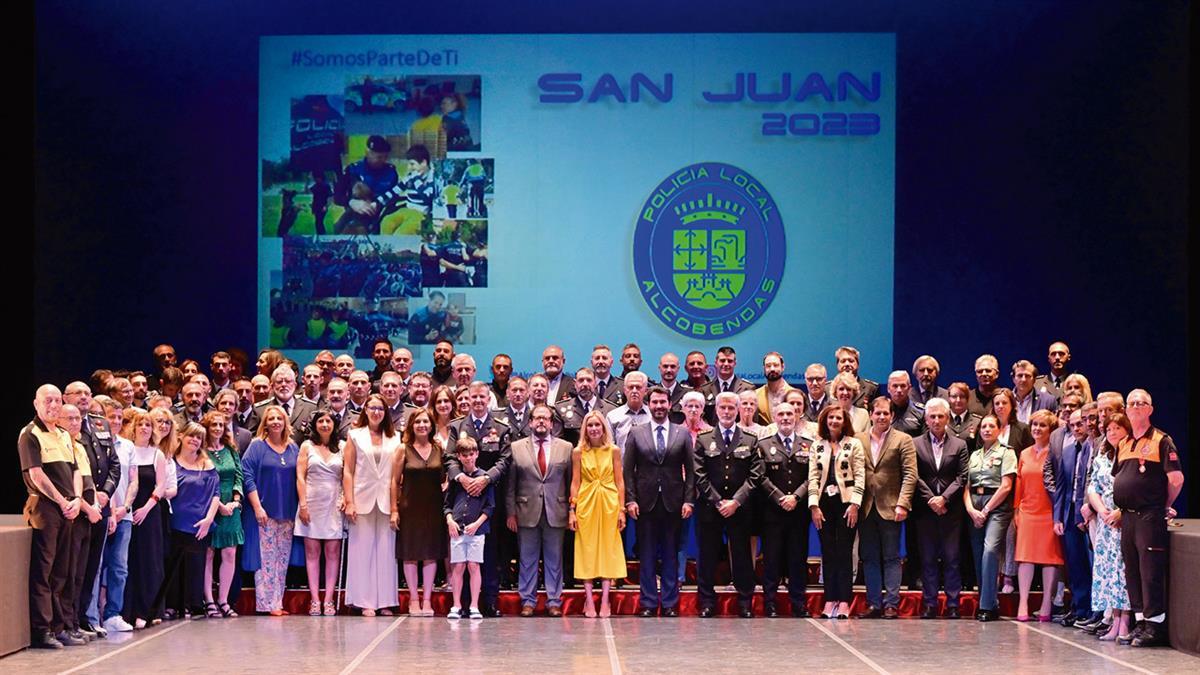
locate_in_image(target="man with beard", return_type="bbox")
[321,378,357,439]
[619,343,644,379]
[591,345,625,406]
[489,354,513,409]
[1033,341,1076,400]
[755,351,794,425]
[834,346,879,408]
[431,339,455,388]
[526,374,563,437]
[542,345,575,403]
[174,381,209,427]
[911,355,948,405]
[369,339,393,385]
[556,367,617,446]
[657,352,690,423]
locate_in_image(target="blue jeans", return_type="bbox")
[101,520,132,620]
[969,494,1012,611]
[859,510,902,609]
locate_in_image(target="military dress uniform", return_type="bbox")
[76,415,120,632]
[444,415,513,612]
[949,411,983,449]
[697,377,756,426]
[694,426,764,615]
[758,430,815,616]
[556,396,617,447]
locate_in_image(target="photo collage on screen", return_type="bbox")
[262,75,491,357]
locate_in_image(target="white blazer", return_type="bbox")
[347,427,400,515]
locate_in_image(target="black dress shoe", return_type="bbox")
[764,606,778,618]
[976,609,997,622]
[1131,622,1168,648]
[482,606,503,618]
[55,630,86,647]
[32,631,64,649]
[860,606,883,619]
[1085,621,1112,636]
[921,606,937,619]
[792,607,811,618]
[739,607,754,619]
[663,607,679,617]
[944,607,960,620]
[699,607,715,618]
[638,608,656,618]
[1058,612,1078,627]
[882,606,899,620]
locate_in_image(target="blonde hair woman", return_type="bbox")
[569,409,627,618]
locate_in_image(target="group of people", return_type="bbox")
[18,339,1184,651]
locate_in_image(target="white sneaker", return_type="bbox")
[104,616,135,633]
[447,606,462,619]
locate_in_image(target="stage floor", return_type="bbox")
[4,612,1199,674]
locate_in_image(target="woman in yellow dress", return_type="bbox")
[569,409,627,618]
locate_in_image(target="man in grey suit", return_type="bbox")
[913,398,970,618]
[243,365,319,437]
[506,404,573,617]
[624,387,695,617]
[911,355,949,405]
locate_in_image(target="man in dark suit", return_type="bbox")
[697,346,756,425]
[213,389,254,453]
[694,391,764,618]
[231,377,257,433]
[62,382,120,638]
[1011,360,1058,424]
[557,367,617,447]
[244,365,319,437]
[623,387,694,617]
[855,397,918,619]
[804,363,833,424]
[758,402,814,617]
[446,381,513,616]
[377,371,407,427]
[912,398,969,618]
[542,345,576,403]
[911,355,949,405]
[835,346,879,408]
[173,381,209,428]
[656,352,690,423]
[1048,408,1098,627]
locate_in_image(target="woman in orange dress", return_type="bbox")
[1013,409,1064,621]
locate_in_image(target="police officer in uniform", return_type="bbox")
[697,346,756,425]
[63,382,120,638]
[1111,389,1184,647]
[492,377,531,439]
[757,402,813,617]
[694,391,764,618]
[833,346,879,408]
[557,367,617,447]
[948,382,983,448]
[333,135,400,234]
[445,381,514,615]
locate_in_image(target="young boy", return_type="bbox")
[444,437,494,618]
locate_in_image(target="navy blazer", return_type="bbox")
[1050,434,1093,527]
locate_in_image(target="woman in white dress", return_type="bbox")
[341,394,401,616]
[295,410,346,616]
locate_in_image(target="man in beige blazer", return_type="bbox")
[855,394,917,619]
[506,404,573,616]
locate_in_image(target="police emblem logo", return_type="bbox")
[633,162,786,338]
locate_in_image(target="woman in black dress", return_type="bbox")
[390,408,448,617]
[122,411,169,629]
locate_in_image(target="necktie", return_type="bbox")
[474,418,483,434]
[784,437,793,453]
[537,439,547,476]
[655,425,666,462]
[597,380,607,398]
[953,414,962,427]
[282,400,291,417]
[1071,442,1085,501]
[724,429,732,446]
[583,401,590,415]
[812,401,820,416]
[722,380,731,393]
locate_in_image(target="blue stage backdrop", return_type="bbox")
[259,34,896,378]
